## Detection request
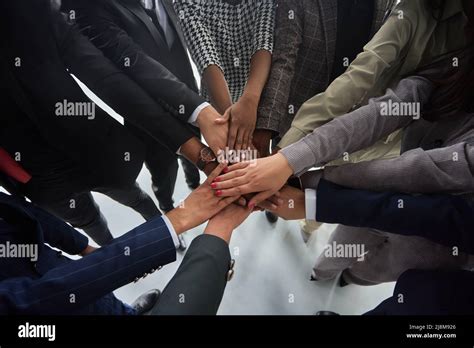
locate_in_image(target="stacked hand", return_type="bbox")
[210,153,294,209]
[197,105,229,156]
[215,96,258,151]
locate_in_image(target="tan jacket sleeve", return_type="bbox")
[278,10,415,148]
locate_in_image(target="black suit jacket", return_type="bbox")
[0,0,195,190]
[0,192,231,315]
[63,0,205,122]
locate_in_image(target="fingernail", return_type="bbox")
[248,202,255,209]
[271,204,278,210]
[278,199,284,205]
[216,190,223,197]
[213,177,221,183]
[211,183,218,189]
[223,167,229,173]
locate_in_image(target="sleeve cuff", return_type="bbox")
[280,140,317,177]
[161,215,180,249]
[189,102,211,126]
[305,189,317,221]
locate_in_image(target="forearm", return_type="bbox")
[242,50,272,103]
[280,76,431,176]
[278,14,413,148]
[315,179,474,254]
[202,65,233,114]
[323,142,474,194]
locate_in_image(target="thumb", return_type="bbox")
[215,107,232,125]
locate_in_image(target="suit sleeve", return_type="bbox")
[280,76,431,176]
[54,12,194,152]
[323,142,474,194]
[28,203,89,256]
[150,234,231,315]
[174,1,223,75]
[0,216,176,315]
[278,4,414,147]
[65,0,204,122]
[257,0,302,134]
[315,179,474,255]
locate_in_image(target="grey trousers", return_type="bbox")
[312,225,474,285]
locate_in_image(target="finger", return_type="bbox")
[218,195,241,209]
[245,129,255,152]
[215,108,231,125]
[257,200,278,211]
[235,128,245,151]
[267,194,284,207]
[227,123,238,150]
[224,161,251,174]
[212,176,249,190]
[248,190,276,209]
[205,162,227,185]
[214,168,248,183]
[216,184,253,197]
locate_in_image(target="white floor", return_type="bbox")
[92,165,395,315]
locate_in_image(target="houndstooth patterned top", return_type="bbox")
[174,0,275,103]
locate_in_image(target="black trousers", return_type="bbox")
[42,184,161,246]
[135,124,201,212]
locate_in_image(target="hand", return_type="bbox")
[252,129,273,158]
[216,95,258,151]
[204,203,255,243]
[80,245,97,256]
[212,153,294,208]
[267,186,305,221]
[166,163,242,234]
[197,105,228,155]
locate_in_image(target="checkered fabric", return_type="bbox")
[174,0,275,102]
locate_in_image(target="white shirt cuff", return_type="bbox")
[305,189,317,221]
[189,102,211,125]
[161,215,180,249]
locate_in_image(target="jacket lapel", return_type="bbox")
[317,0,337,84]
[162,0,188,50]
[119,0,168,49]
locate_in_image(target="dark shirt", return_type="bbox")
[331,0,375,81]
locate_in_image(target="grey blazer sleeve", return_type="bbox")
[280,76,433,176]
[323,142,474,194]
[149,234,231,315]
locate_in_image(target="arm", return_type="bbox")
[280,76,432,176]
[223,0,275,151]
[210,76,432,205]
[278,6,415,147]
[65,0,204,122]
[315,179,474,255]
[323,142,474,194]
[151,203,253,315]
[0,216,177,315]
[54,12,195,153]
[257,0,303,135]
[174,1,232,114]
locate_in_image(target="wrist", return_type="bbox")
[180,137,205,165]
[241,93,259,106]
[165,208,192,235]
[204,226,233,244]
[275,152,294,178]
[196,105,213,126]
